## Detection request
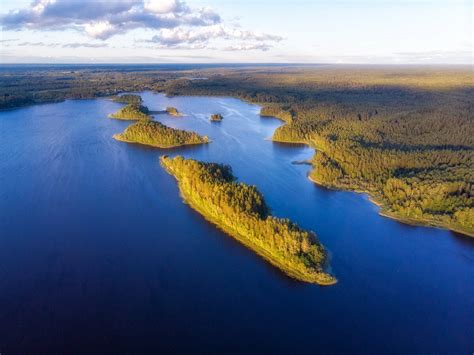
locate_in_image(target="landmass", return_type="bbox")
[166,107,181,116]
[165,67,474,237]
[160,155,336,285]
[112,94,143,105]
[1,65,472,236]
[210,113,223,122]
[113,120,209,148]
[260,105,294,123]
[109,103,151,120]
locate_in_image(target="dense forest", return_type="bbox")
[161,155,336,284]
[1,64,472,236]
[109,103,151,120]
[112,94,143,105]
[114,120,209,148]
[163,66,474,237]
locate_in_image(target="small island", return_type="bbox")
[160,155,336,285]
[210,113,223,122]
[112,94,143,105]
[109,103,151,120]
[166,107,181,116]
[113,120,209,148]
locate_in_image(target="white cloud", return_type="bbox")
[144,0,182,14]
[84,21,115,39]
[0,0,220,39]
[1,0,282,51]
[150,24,282,50]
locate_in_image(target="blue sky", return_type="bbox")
[0,0,472,63]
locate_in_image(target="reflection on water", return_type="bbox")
[0,92,472,353]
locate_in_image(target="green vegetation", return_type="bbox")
[210,113,223,122]
[109,103,151,120]
[164,66,474,237]
[1,64,472,236]
[114,120,209,148]
[260,105,294,123]
[166,107,180,116]
[161,155,336,285]
[112,94,143,104]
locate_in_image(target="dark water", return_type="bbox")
[1,92,473,354]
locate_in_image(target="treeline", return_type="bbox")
[161,155,336,284]
[0,67,171,109]
[114,120,209,148]
[112,94,143,105]
[260,105,294,123]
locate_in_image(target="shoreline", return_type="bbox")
[308,175,474,237]
[4,90,470,237]
[162,162,337,286]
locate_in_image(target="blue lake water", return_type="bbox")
[0,92,473,353]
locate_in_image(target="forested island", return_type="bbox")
[109,103,151,120]
[161,155,336,285]
[166,107,181,116]
[210,113,223,122]
[113,120,209,148]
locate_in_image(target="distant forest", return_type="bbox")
[1,65,472,236]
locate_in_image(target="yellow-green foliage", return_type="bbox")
[109,103,150,120]
[161,155,336,285]
[166,107,180,116]
[114,120,209,148]
[260,105,294,123]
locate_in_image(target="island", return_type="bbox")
[160,155,336,285]
[113,120,209,148]
[109,103,151,120]
[166,107,181,116]
[112,94,143,105]
[210,113,223,122]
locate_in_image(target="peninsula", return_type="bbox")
[160,155,336,285]
[113,120,209,148]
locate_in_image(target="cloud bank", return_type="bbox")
[1,0,281,51]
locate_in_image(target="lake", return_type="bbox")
[0,92,473,353]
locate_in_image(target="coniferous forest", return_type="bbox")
[1,65,472,235]
[161,155,336,284]
[114,120,209,148]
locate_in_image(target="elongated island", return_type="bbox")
[113,120,209,148]
[161,155,336,285]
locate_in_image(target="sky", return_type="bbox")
[0,0,472,64]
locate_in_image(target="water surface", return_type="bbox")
[1,92,473,353]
